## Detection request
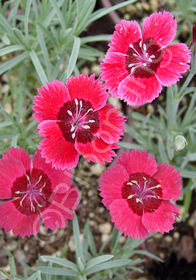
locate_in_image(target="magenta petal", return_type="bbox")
[142,200,180,234]
[142,11,177,47]
[110,199,149,239]
[101,52,128,97]
[0,201,40,237]
[33,80,71,122]
[109,20,142,53]
[153,164,182,201]
[98,104,125,144]
[118,74,162,106]
[0,158,26,199]
[66,74,108,110]
[99,164,129,209]
[117,150,158,177]
[156,44,191,86]
[33,150,73,191]
[40,184,79,231]
[38,120,79,169]
[2,147,31,171]
[76,137,118,164]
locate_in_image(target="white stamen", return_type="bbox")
[67,110,73,116]
[127,194,135,199]
[75,98,78,106]
[82,125,90,129]
[39,182,46,193]
[136,198,143,204]
[88,120,95,123]
[150,54,155,59]
[70,125,75,132]
[80,100,83,108]
[143,43,147,52]
[139,40,142,48]
[143,63,147,67]
[128,63,135,68]
[72,132,76,139]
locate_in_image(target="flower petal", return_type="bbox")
[66,74,108,110]
[108,20,142,53]
[33,150,73,192]
[118,74,162,106]
[101,52,128,97]
[117,150,158,177]
[153,164,182,201]
[38,120,79,169]
[142,200,180,234]
[0,200,40,237]
[142,11,177,47]
[33,80,71,122]
[109,199,149,239]
[2,147,31,171]
[76,137,118,164]
[0,158,26,199]
[99,164,129,209]
[156,44,191,86]
[40,184,79,231]
[97,104,125,144]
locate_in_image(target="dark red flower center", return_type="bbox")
[11,169,52,216]
[126,38,163,78]
[57,98,99,144]
[122,172,162,216]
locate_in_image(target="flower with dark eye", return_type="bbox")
[99,149,182,239]
[33,74,125,169]
[101,11,191,106]
[0,147,79,238]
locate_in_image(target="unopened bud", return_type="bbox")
[174,135,187,151]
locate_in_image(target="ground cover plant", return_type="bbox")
[0,0,196,279]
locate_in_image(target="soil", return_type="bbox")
[1,1,196,279]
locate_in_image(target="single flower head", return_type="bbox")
[33,74,125,169]
[0,147,79,238]
[101,11,191,106]
[99,149,182,239]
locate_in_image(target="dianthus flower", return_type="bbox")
[33,74,125,169]
[101,11,191,106]
[0,147,79,238]
[99,149,182,239]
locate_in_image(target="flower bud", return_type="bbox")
[174,135,187,151]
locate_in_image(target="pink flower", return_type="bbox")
[101,11,191,106]
[99,149,182,239]
[33,74,125,169]
[0,147,79,238]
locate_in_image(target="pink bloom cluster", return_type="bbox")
[33,74,125,170]
[0,11,186,240]
[0,148,79,238]
[99,150,182,239]
[101,11,191,106]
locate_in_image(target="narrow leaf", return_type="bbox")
[29,50,48,84]
[88,0,136,24]
[0,45,24,56]
[40,256,78,272]
[87,259,131,275]
[65,36,81,80]
[24,0,33,36]
[34,267,78,277]
[86,255,114,271]
[0,52,28,75]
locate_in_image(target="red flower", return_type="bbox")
[33,74,125,169]
[99,150,182,239]
[101,11,191,106]
[0,147,79,238]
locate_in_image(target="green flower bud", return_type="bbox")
[174,135,187,151]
